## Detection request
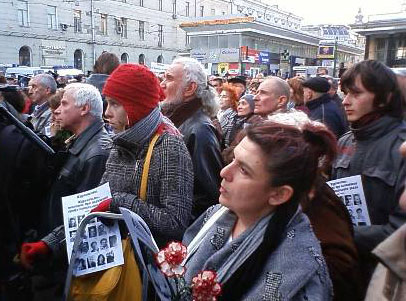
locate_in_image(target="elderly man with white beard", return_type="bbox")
[161,57,223,221]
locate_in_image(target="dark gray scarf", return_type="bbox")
[112,107,162,152]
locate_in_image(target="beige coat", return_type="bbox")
[366,224,406,300]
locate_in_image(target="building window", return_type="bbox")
[158,0,162,11]
[73,10,82,33]
[211,8,215,16]
[47,5,57,30]
[139,54,145,65]
[186,2,190,17]
[100,14,107,35]
[17,1,29,27]
[172,0,177,15]
[19,46,31,66]
[121,53,129,63]
[158,24,163,47]
[121,18,127,38]
[139,21,145,40]
[199,5,204,17]
[157,55,163,63]
[74,49,83,70]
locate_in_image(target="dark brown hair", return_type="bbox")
[93,52,120,75]
[48,89,65,111]
[340,60,403,118]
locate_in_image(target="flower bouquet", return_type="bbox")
[155,241,222,301]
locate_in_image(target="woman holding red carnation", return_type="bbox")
[182,120,334,300]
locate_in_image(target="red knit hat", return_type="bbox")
[103,64,161,126]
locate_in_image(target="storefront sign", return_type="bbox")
[190,49,208,62]
[259,51,270,64]
[219,48,239,62]
[191,48,239,63]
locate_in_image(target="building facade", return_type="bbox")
[0,0,229,72]
[181,0,363,77]
[350,6,406,67]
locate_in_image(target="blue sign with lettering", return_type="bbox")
[259,51,270,64]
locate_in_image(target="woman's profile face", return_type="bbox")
[219,91,231,110]
[219,137,274,218]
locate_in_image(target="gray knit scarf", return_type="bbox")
[112,107,162,151]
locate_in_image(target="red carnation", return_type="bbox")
[155,241,187,277]
[191,270,222,301]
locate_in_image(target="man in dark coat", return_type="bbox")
[161,57,223,221]
[303,76,347,139]
[19,83,111,298]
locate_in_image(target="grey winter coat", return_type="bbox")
[101,123,194,247]
[183,205,333,300]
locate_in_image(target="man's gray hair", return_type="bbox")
[65,83,103,118]
[172,57,219,117]
[35,73,57,94]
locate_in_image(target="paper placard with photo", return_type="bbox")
[327,175,371,226]
[62,182,124,276]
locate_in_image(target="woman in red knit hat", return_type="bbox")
[90,64,194,247]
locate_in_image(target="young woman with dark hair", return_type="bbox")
[183,120,334,300]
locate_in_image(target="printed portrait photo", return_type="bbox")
[88,226,97,238]
[109,235,117,248]
[97,254,106,266]
[106,251,115,264]
[344,195,353,206]
[87,256,96,268]
[90,241,98,252]
[98,223,107,236]
[353,194,362,205]
[100,238,108,250]
[68,217,77,228]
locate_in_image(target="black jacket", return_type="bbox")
[178,108,223,220]
[41,119,111,235]
[306,93,348,139]
[0,102,51,280]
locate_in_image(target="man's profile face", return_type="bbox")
[53,88,83,132]
[28,77,50,104]
[253,80,280,116]
[160,63,185,103]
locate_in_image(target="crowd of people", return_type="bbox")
[1,52,406,300]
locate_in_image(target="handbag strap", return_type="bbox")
[139,132,160,202]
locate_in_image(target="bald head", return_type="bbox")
[253,77,290,116]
